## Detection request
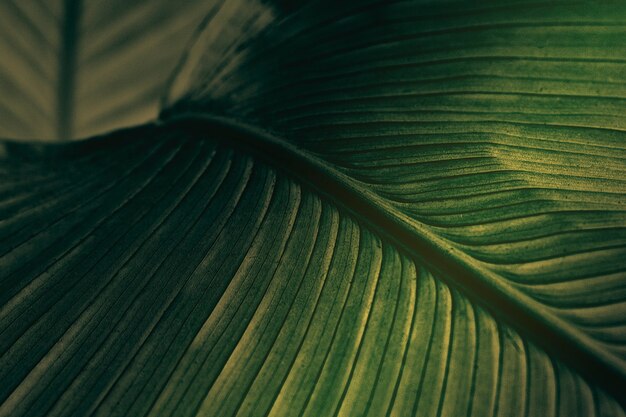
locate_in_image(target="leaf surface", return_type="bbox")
[164,0,626,387]
[1,0,626,416]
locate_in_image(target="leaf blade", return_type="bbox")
[1,125,623,416]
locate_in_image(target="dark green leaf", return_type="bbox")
[1,0,625,416]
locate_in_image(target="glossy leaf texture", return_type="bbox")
[165,0,626,393]
[1,0,626,416]
[1,125,624,417]
[0,0,215,140]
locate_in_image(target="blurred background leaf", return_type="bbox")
[0,0,216,140]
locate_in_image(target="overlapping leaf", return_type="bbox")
[1,0,625,416]
[0,0,215,140]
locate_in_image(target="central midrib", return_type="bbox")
[158,112,626,407]
[57,0,82,141]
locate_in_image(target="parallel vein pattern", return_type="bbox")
[1,0,625,415]
[0,127,623,416]
[165,0,626,377]
[0,0,60,140]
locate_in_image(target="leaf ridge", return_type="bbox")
[158,112,626,406]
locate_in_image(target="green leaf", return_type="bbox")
[0,0,214,141]
[1,1,626,416]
